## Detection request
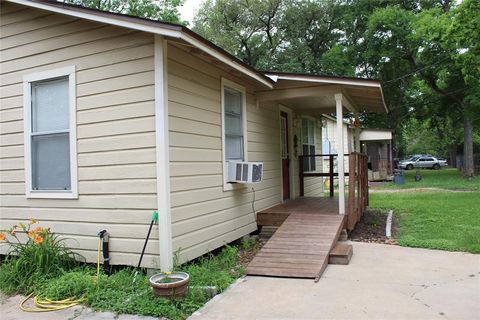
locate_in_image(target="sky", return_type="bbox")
[178,0,204,24]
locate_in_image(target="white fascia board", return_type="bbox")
[7,0,180,37]
[266,73,382,88]
[7,0,272,89]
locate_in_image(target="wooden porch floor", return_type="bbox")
[247,197,345,280]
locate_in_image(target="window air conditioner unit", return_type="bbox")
[227,161,263,184]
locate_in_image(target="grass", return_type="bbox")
[376,168,480,191]
[0,245,245,320]
[369,192,480,253]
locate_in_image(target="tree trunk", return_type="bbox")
[463,115,474,177]
[448,143,457,168]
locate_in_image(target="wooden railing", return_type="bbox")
[298,152,369,230]
[347,152,369,230]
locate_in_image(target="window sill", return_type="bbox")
[26,191,78,199]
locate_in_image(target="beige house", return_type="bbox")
[0,0,387,271]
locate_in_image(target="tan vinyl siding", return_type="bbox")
[0,3,159,268]
[167,44,282,263]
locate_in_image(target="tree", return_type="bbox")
[62,0,185,24]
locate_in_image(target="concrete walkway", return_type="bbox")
[190,242,480,320]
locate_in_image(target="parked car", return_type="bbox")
[399,156,448,170]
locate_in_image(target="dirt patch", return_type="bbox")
[236,237,267,269]
[350,209,399,245]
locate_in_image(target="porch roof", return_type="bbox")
[260,72,388,114]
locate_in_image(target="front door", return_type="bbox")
[280,112,290,200]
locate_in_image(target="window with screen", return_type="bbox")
[24,66,77,198]
[302,118,316,172]
[224,86,244,161]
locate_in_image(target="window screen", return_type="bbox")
[30,77,71,190]
[224,86,244,161]
[302,118,316,172]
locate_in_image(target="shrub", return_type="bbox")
[0,219,81,294]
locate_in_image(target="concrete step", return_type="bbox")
[329,243,353,265]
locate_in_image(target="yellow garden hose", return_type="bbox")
[19,238,102,312]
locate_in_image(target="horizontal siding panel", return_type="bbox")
[77,85,154,111]
[78,117,155,139]
[169,131,221,150]
[78,132,155,153]
[2,24,114,61]
[0,8,51,26]
[1,16,81,45]
[170,147,221,163]
[170,162,221,177]
[0,182,24,194]
[1,207,154,224]
[1,31,148,74]
[77,71,154,97]
[79,163,156,181]
[0,95,22,110]
[170,174,223,192]
[169,101,220,125]
[77,57,154,84]
[0,119,22,134]
[0,144,23,158]
[0,169,24,182]
[0,107,22,122]
[168,73,220,103]
[0,132,22,146]
[168,59,219,92]
[169,116,220,137]
[79,179,156,195]
[78,148,156,167]
[0,43,154,87]
[0,157,23,170]
[168,87,219,113]
[1,194,157,209]
[173,214,253,250]
[77,101,154,125]
[176,223,257,264]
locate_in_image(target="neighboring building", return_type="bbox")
[360,129,393,181]
[0,0,387,270]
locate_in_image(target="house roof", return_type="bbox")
[7,0,388,113]
[6,0,274,88]
[264,72,388,113]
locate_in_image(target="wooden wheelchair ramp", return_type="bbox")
[247,213,345,280]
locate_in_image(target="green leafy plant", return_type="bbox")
[0,219,81,294]
[241,237,257,251]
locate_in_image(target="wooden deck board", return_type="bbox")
[247,206,345,279]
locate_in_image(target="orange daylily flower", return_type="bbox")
[34,226,42,233]
[0,233,5,241]
[34,235,44,245]
[30,218,37,225]
[28,230,35,238]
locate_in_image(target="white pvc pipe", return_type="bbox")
[334,93,345,215]
[386,210,393,238]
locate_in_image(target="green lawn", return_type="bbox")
[376,168,480,191]
[369,192,480,253]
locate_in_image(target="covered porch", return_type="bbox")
[246,72,387,280]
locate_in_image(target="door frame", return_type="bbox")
[279,105,295,201]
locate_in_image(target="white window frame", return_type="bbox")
[301,116,316,172]
[221,78,248,191]
[23,66,78,199]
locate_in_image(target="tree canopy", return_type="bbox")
[194,0,479,176]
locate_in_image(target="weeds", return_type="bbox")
[1,239,244,320]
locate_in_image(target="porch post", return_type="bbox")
[154,35,173,271]
[354,112,361,152]
[334,93,345,215]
